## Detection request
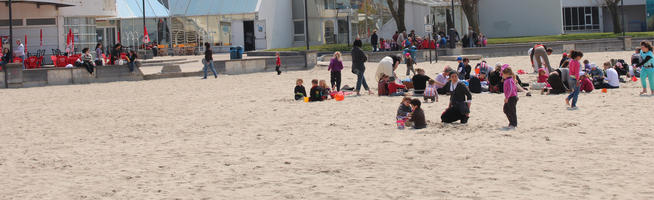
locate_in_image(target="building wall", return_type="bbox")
[0,3,60,54]
[231,20,245,47]
[479,0,563,38]
[403,2,432,38]
[59,0,117,18]
[258,0,293,49]
[562,0,645,7]
[602,5,647,32]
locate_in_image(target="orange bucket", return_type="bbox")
[601,88,608,93]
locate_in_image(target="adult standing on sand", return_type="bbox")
[375,54,402,82]
[529,43,553,73]
[352,39,373,95]
[441,72,472,124]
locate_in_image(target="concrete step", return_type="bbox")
[439,55,483,61]
[141,58,187,64]
[141,60,198,67]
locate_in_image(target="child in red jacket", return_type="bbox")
[388,76,407,96]
[275,52,282,75]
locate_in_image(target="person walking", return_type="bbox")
[203,42,217,79]
[14,40,26,68]
[371,30,379,52]
[352,39,373,95]
[637,41,654,95]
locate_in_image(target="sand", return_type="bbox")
[1,50,653,199]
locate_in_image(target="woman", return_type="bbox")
[441,72,472,124]
[1,48,11,66]
[110,43,122,65]
[352,39,372,95]
[547,71,567,94]
[126,50,138,73]
[328,51,344,91]
[95,43,103,66]
[529,43,553,73]
[203,42,217,79]
[636,41,654,95]
[374,54,402,82]
[80,48,95,74]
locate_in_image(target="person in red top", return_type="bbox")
[565,50,583,109]
[579,72,594,93]
[388,76,407,96]
[275,52,282,75]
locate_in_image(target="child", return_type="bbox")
[532,68,548,92]
[294,79,307,100]
[388,76,407,96]
[384,39,391,51]
[463,58,472,80]
[408,99,427,129]
[309,79,323,102]
[590,63,605,88]
[319,80,331,100]
[565,50,583,109]
[583,59,591,73]
[378,74,390,96]
[396,97,413,128]
[456,57,465,80]
[579,72,594,93]
[405,53,416,76]
[328,52,343,91]
[424,79,439,103]
[275,52,282,75]
[502,67,518,129]
[80,48,95,74]
[379,38,386,51]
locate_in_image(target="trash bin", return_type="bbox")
[236,46,243,59]
[229,46,237,60]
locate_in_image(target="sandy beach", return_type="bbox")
[1,50,653,199]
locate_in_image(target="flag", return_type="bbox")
[66,29,73,54]
[143,26,150,43]
[118,31,121,43]
[24,35,27,53]
[40,29,43,47]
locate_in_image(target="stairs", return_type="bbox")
[170,17,209,46]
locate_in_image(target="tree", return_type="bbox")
[386,0,406,32]
[604,0,623,33]
[460,0,480,33]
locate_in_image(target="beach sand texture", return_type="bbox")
[1,51,653,199]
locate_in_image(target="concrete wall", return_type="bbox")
[562,0,645,7]
[0,71,4,88]
[602,5,647,32]
[59,0,116,18]
[480,0,563,38]
[1,65,144,89]
[215,51,316,75]
[258,0,293,49]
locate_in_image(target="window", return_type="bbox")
[0,19,24,27]
[294,20,305,42]
[563,7,600,31]
[27,18,56,26]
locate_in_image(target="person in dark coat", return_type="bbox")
[441,72,473,124]
[371,30,379,52]
[110,43,122,65]
[408,99,427,129]
[547,71,568,94]
[352,39,372,95]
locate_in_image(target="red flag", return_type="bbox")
[118,31,121,43]
[24,35,27,53]
[40,29,43,47]
[143,26,150,43]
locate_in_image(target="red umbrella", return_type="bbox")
[117,31,121,43]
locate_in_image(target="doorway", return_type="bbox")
[243,21,255,51]
[324,20,335,44]
[96,27,116,54]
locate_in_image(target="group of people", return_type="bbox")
[369,27,487,52]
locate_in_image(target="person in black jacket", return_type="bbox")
[1,48,11,66]
[547,71,567,95]
[441,72,472,124]
[294,79,307,100]
[352,39,372,95]
[110,43,122,65]
[371,30,379,52]
[308,79,323,102]
[203,42,217,79]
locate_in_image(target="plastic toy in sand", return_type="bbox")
[601,88,608,93]
[304,97,309,102]
[517,70,526,75]
[334,93,345,101]
[632,76,638,82]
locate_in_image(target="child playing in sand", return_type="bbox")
[579,72,594,93]
[275,52,282,75]
[502,67,518,129]
[565,50,583,109]
[424,79,439,103]
[378,74,390,96]
[405,53,416,76]
[294,79,307,100]
[583,60,591,73]
[408,99,427,129]
[396,97,413,128]
[319,80,331,100]
[388,77,407,96]
[309,79,323,102]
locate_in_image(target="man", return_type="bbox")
[371,30,379,52]
[530,44,553,73]
[434,66,452,94]
[14,40,25,68]
[448,28,459,49]
[375,54,402,82]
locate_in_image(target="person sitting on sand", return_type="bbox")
[378,74,390,96]
[408,99,427,129]
[441,71,472,124]
[590,64,605,88]
[579,72,594,93]
[397,97,413,126]
[531,68,548,91]
[434,66,452,94]
[489,63,503,93]
[294,79,307,100]
[424,79,439,103]
[319,80,331,100]
[599,61,620,89]
[309,79,323,102]
[388,77,407,96]
[412,68,430,95]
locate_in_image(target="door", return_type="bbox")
[243,21,255,51]
[324,20,335,44]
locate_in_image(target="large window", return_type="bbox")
[64,17,97,53]
[563,7,600,31]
